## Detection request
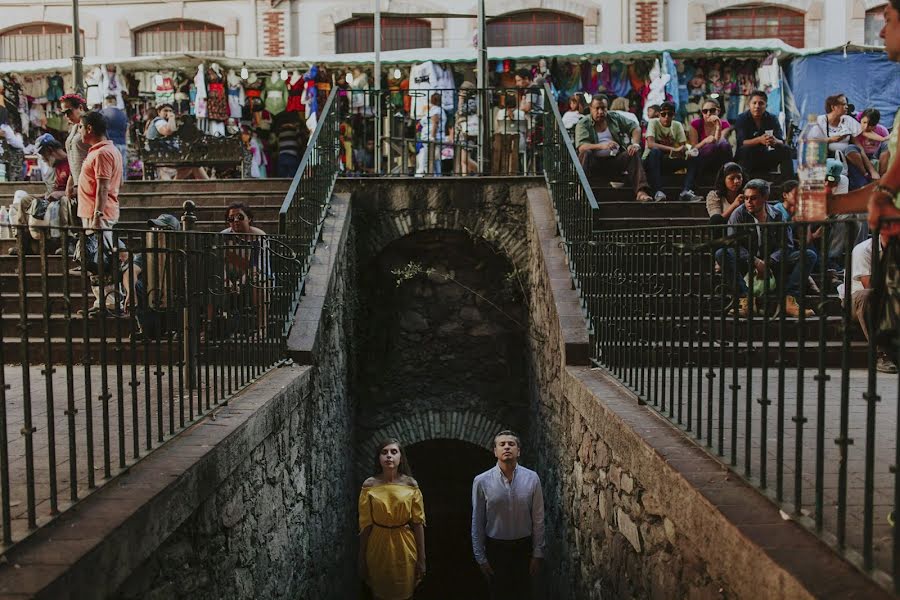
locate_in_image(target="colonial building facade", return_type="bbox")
[0,0,890,63]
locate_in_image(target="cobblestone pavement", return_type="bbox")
[628,364,900,578]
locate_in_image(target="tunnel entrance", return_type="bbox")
[406,439,495,600]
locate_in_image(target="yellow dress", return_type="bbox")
[359,483,426,600]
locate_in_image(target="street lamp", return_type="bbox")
[71,0,84,96]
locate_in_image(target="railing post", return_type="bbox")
[181,201,197,390]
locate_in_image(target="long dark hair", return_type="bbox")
[373,438,413,477]
[714,162,746,198]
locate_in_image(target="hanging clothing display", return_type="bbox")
[205,66,229,121]
[193,65,208,119]
[155,74,176,108]
[286,76,304,112]
[227,71,244,119]
[175,76,191,114]
[245,77,264,113]
[101,66,126,109]
[46,75,64,103]
[85,67,104,107]
[264,75,287,115]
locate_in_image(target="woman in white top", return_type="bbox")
[816,93,875,182]
[561,95,585,131]
[417,93,446,175]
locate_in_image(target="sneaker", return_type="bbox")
[876,353,899,374]
[728,297,752,318]
[653,191,667,202]
[784,295,814,318]
[679,189,703,202]
[635,192,653,203]
[7,247,17,256]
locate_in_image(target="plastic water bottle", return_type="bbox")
[796,115,828,221]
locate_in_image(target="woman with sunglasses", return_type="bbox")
[686,98,732,194]
[60,94,91,205]
[217,203,269,336]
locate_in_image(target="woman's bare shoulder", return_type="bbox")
[400,475,419,488]
[362,477,378,488]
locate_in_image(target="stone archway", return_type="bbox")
[355,409,509,476]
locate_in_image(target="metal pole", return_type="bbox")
[374,0,383,174]
[476,0,487,173]
[71,0,84,96]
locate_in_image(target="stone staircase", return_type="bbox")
[0,179,293,363]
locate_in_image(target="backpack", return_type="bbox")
[27,197,50,240]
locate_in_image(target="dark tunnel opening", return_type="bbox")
[405,439,496,600]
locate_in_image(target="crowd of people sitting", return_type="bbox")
[572,89,890,203]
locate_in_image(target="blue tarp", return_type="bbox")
[787,51,900,127]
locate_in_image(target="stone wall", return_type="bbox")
[348,179,536,457]
[113,202,357,600]
[523,188,732,600]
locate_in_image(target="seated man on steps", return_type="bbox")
[643,101,697,202]
[715,179,817,318]
[574,95,652,202]
[838,231,899,373]
[733,90,795,180]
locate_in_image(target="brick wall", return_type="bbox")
[632,0,662,43]
[263,10,285,56]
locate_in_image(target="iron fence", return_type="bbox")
[336,87,547,176]
[540,84,900,590]
[279,86,341,317]
[0,220,306,548]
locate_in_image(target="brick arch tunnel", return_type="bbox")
[353,226,531,598]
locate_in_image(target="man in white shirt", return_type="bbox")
[839,232,898,373]
[472,430,545,599]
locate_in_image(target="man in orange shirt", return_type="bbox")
[78,110,123,311]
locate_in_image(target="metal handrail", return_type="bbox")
[541,82,598,211]
[278,85,339,227]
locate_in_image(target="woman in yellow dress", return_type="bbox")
[358,438,426,600]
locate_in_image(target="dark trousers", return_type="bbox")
[685,143,733,191]
[643,148,692,194]
[276,152,301,178]
[579,149,650,196]
[485,536,532,600]
[736,144,794,179]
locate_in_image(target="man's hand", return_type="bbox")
[596,141,618,152]
[626,143,640,157]
[90,215,103,231]
[529,557,542,577]
[478,562,494,579]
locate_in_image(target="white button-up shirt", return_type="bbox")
[471,463,545,565]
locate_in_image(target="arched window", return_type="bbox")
[865,4,886,46]
[134,20,225,56]
[486,10,584,47]
[0,23,85,62]
[706,4,805,48]
[336,17,431,54]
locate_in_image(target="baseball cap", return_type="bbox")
[825,158,843,183]
[34,133,61,155]
[147,214,180,231]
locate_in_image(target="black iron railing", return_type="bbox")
[0,220,305,548]
[337,87,547,176]
[541,95,900,590]
[279,86,341,317]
